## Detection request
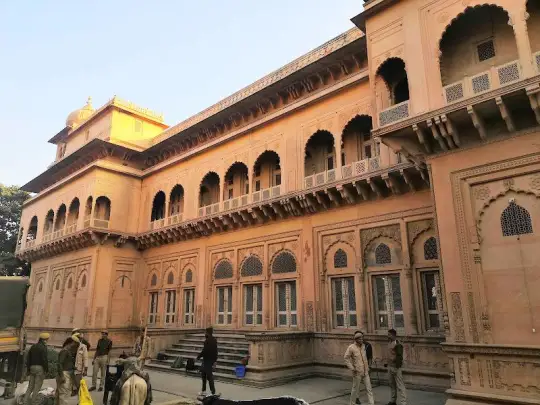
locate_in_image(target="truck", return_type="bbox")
[0,277,30,398]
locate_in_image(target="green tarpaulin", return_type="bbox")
[0,277,29,329]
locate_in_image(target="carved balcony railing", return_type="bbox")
[43,232,53,243]
[198,202,220,218]
[84,216,91,228]
[223,194,250,211]
[252,185,281,203]
[26,239,36,249]
[150,218,165,230]
[535,51,540,74]
[167,214,183,225]
[52,229,64,240]
[379,100,410,127]
[341,156,381,180]
[443,60,522,105]
[66,223,77,234]
[93,219,110,229]
[304,169,338,189]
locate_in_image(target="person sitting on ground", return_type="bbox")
[109,357,152,405]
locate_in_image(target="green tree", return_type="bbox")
[0,184,31,276]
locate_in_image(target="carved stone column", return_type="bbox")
[400,222,418,335]
[358,266,369,332]
[510,10,535,78]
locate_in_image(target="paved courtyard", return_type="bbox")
[2,371,447,405]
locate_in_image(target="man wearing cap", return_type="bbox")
[71,329,89,395]
[57,336,79,405]
[25,333,50,405]
[344,331,375,405]
[90,331,113,392]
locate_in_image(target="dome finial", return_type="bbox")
[86,96,93,108]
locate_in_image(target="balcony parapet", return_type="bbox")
[379,100,410,127]
[137,161,428,249]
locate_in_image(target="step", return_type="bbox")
[190,333,247,339]
[179,337,250,347]
[150,359,237,375]
[172,343,249,354]
[164,348,247,361]
[145,362,244,384]
[162,352,245,366]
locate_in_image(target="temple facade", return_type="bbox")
[16,0,540,403]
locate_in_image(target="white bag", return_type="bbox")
[14,381,29,405]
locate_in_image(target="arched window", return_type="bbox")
[151,191,166,221]
[44,210,54,234]
[215,260,233,279]
[334,249,348,268]
[501,201,533,237]
[67,198,80,230]
[424,237,438,260]
[272,251,297,274]
[341,115,374,167]
[54,204,67,232]
[38,281,43,293]
[241,256,263,277]
[27,216,38,241]
[253,151,281,193]
[169,185,184,216]
[376,58,409,106]
[199,172,220,208]
[55,279,60,290]
[375,243,391,265]
[167,272,174,285]
[150,274,157,287]
[224,162,249,201]
[81,274,87,288]
[67,277,73,289]
[94,196,111,221]
[304,130,335,178]
[185,269,193,283]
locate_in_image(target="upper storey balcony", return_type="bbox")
[372,2,540,160]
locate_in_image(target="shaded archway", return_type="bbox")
[439,5,517,89]
[199,172,220,207]
[168,185,184,221]
[304,130,335,181]
[94,196,111,227]
[54,204,67,233]
[27,216,38,242]
[341,115,374,167]
[67,198,80,233]
[253,151,281,194]
[527,1,540,57]
[84,197,93,227]
[376,58,409,106]
[43,210,54,237]
[224,162,249,206]
[151,191,166,221]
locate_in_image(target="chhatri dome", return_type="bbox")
[65,97,95,129]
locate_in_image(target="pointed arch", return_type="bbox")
[304,130,336,178]
[253,150,281,192]
[54,204,67,232]
[214,259,233,280]
[341,115,374,167]
[501,201,533,237]
[169,185,184,217]
[240,255,263,277]
[94,196,111,221]
[271,250,297,274]
[376,58,409,107]
[167,271,175,285]
[334,249,348,268]
[150,273,158,287]
[375,243,392,265]
[84,196,93,220]
[43,210,54,236]
[27,216,38,241]
[67,198,80,231]
[224,162,249,200]
[151,191,166,221]
[199,171,220,207]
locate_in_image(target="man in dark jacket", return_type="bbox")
[387,329,406,405]
[25,333,50,405]
[196,327,218,396]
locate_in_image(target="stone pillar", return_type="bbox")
[334,134,343,180]
[263,280,271,330]
[359,266,369,333]
[510,10,535,78]
[400,221,418,335]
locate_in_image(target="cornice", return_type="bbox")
[244,331,313,342]
[441,342,540,357]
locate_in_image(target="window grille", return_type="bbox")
[183,289,195,325]
[217,286,233,325]
[67,278,72,289]
[501,201,533,237]
[471,73,491,93]
[372,274,403,329]
[215,260,233,279]
[150,274,157,287]
[244,284,263,326]
[375,243,392,265]
[165,290,177,324]
[421,271,441,330]
[477,39,495,62]
[334,249,348,268]
[55,279,60,290]
[148,292,159,325]
[185,269,193,283]
[38,282,43,293]
[276,281,297,327]
[272,251,297,274]
[167,272,174,285]
[332,277,357,328]
[81,275,86,288]
[241,256,263,277]
[424,237,438,260]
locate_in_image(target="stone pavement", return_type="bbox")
[2,371,447,405]
[146,369,447,405]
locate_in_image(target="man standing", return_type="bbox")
[24,333,49,405]
[387,329,407,405]
[72,330,89,395]
[344,331,374,405]
[57,337,79,405]
[90,331,112,392]
[196,327,218,397]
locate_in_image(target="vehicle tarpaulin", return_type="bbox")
[0,278,29,329]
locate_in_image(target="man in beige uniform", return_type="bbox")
[344,331,375,405]
[387,328,407,405]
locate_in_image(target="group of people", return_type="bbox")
[24,328,153,405]
[344,329,407,405]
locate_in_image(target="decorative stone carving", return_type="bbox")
[473,185,490,201]
[467,292,479,343]
[458,358,471,386]
[306,301,314,331]
[450,292,465,342]
[493,360,540,395]
[361,224,401,256]
[407,219,433,245]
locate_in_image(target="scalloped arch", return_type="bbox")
[239,254,264,277]
[436,3,512,57]
[362,232,401,258]
[269,249,298,273]
[374,56,407,78]
[199,171,221,190]
[253,149,281,169]
[303,129,336,156]
[477,188,539,230]
[323,240,356,274]
[224,161,250,178]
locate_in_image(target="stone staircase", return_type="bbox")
[146,332,250,382]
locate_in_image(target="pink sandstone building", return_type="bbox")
[15,1,540,404]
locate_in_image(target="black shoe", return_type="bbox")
[98,387,103,392]
[387,402,396,405]
[356,400,361,404]
[88,387,96,392]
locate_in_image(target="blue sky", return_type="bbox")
[0,1,361,187]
